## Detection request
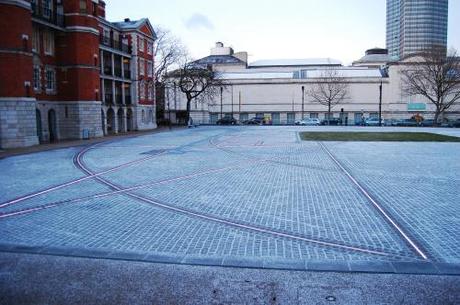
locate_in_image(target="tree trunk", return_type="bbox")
[433,107,441,126]
[186,98,191,126]
[328,102,332,126]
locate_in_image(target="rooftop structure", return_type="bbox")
[353,48,392,68]
[249,58,342,69]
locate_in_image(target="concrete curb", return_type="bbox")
[1,243,459,276]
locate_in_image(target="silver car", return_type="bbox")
[296,118,321,126]
[365,117,384,126]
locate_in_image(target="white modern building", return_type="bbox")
[165,43,459,125]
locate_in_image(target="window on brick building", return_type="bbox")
[42,0,52,19]
[147,61,153,77]
[80,0,87,13]
[43,30,54,55]
[147,42,153,55]
[92,2,97,16]
[102,28,110,45]
[139,58,145,76]
[139,37,144,52]
[148,81,153,100]
[45,67,56,93]
[32,27,40,53]
[139,80,145,99]
[33,66,41,92]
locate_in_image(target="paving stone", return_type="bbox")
[0,126,459,272]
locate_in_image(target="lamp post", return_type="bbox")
[166,84,171,130]
[238,90,241,114]
[231,86,234,118]
[379,80,383,127]
[301,86,305,120]
[220,86,223,119]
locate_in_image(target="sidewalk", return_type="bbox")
[1,251,458,305]
[0,126,185,159]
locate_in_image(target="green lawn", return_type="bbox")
[299,132,460,142]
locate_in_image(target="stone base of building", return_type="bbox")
[0,98,39,149]
[36,101,103,142]
[136,105,157,130]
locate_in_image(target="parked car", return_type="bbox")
[320,118,341,125]
[449,119,460,128]
[216,117,237,125]
[365,117,384,126]
[420,119,435,127]
[242,117,263,125]
[396,118,419,127]
[384,118,399,126]
[295,118,321,126]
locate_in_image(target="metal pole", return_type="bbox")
[379,80,383,127]
[167,84,171,130]
[238,91,241,114]
[220,87,223,119]
[301,86,305,120]
[231,86,234,118]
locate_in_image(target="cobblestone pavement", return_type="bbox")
[0,126,459,268]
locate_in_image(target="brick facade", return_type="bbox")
[0,0,156,149]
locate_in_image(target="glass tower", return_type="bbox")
[386,0,448,60]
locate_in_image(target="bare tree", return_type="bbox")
[152,26,188,126]
[153,26,187,83]
[170,62,226,125]
[307,69,350,125]
[400,47,460,125]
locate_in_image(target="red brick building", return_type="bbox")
[0,0,156,148]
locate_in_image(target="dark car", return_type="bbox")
[320,118,340,125]
[449,119,460,128]
[420,119,435,127]
[216,117,237,125]
[242,117,264,125]
[396,119,419,127]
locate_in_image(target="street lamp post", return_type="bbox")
[220,87,223,119]
[301,86,305,120]
[379,80,383,127]
[166,84,171,130]
[231,86,234,118]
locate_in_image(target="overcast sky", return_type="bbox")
[107,0,460,65]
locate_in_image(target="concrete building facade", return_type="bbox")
[0,0,156,149]
[386,0,449,60]
[165,43,460,125]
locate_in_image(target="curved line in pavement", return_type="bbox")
[0,144,166,209]
[70,139,401,259]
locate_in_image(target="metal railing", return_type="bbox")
[99,35,131,54]
[31,3,65,27]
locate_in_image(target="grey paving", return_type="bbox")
[1,252,459,305]
[0,126,459,273]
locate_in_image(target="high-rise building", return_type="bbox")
[386,0,448,60]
